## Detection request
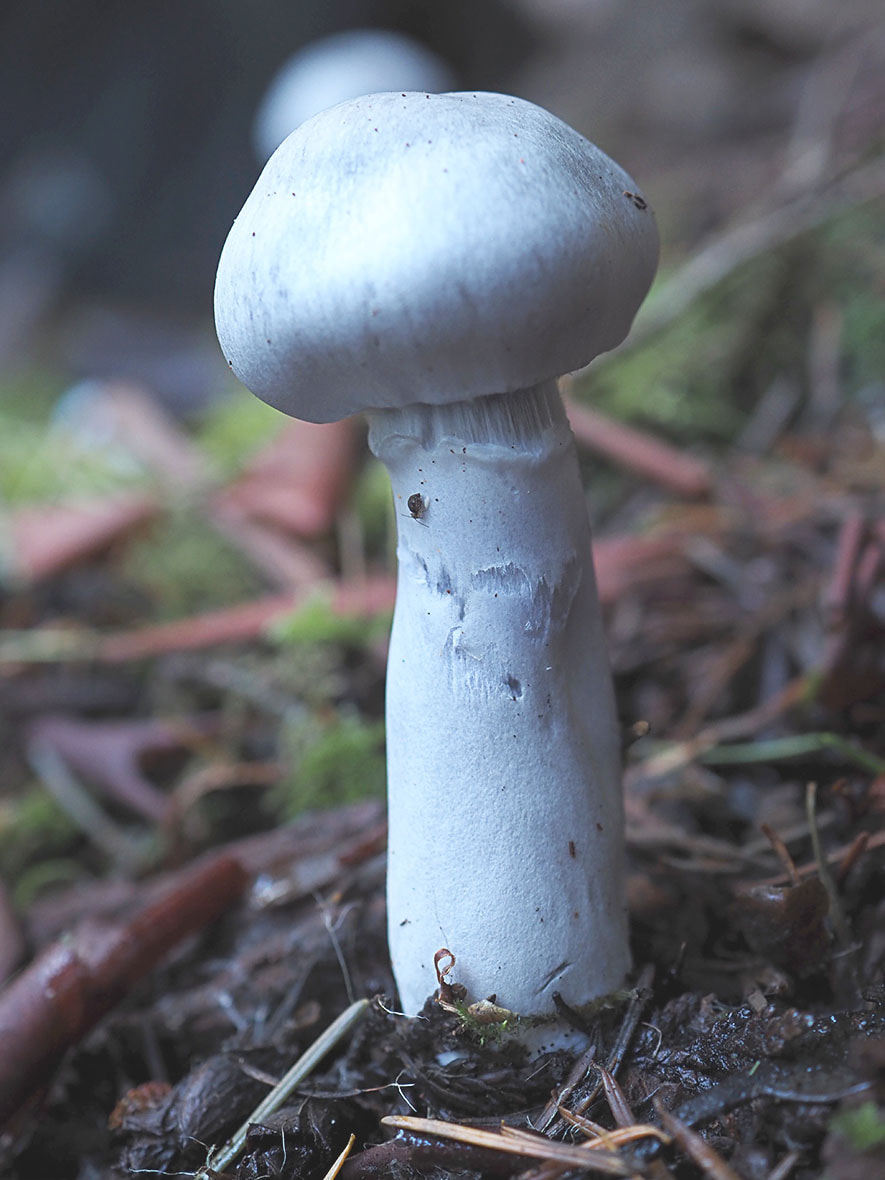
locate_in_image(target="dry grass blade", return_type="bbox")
[588,156,885,354]
[558,1106,671,1148]
[321,1133,356,1180]
[655,1101,745,1180]
[380,1115,633,1176]
[595,1064,636,1127]
[569,965,655,1121]
[805,781,852,947]
[196,997,370,1179]
[535,1042,598,1132]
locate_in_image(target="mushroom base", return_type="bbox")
[368,381,629,1032]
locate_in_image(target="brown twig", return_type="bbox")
[592,534,691,605]
[217,417,358,540]
[535,1042,597,1133]
[569,965,655,1122]
[96,576,395,662]
[595,1065,636,1128]
[380,1115,632,1176]
[654,1101,745,1180]
[0,853,246,1126]
[564,396,713,498]
[5,494,158,584]
[823,509,866,625]
[760,824,802,886]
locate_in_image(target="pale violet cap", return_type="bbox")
[215,91,659,423]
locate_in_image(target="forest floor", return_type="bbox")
[0,11,884,1180]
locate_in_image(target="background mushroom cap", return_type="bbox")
[253,29,455,161]
[215,90,659,423]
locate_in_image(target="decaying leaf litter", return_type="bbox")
[1,18,885,1180]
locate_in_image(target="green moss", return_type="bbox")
[273,710,386,818]
[270,592,391,648]
[0,372,143,504]
[574,201,885,448]
[0,787,79,897]
[0,368,62,424]
[575,252,789,443]
[841,291,885,392]
[353,456,397,563]
[196,392,288,479]
[119,507,262,618]
[830,1102,885,1152]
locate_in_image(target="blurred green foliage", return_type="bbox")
[119,507,262,618]
[0,373,141,504]
[0,786,80,904]
[196,390,288,478]
[830,1101,885,1152]
[352,456,398,561]
[270,592,391,647]
[273,710,386,818]
[577,203,885,441]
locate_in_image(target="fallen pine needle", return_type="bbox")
[557,1106,671,1148]
[806,781,852,947]
[655,1101,744,1180]
[381,1115,632,1176]
[321,1133,356,1180]
[196,997,370,1179]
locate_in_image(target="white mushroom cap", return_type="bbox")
[253,29,455,160]
[215,91,659,424]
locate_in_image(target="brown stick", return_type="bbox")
[97,576,395,662]
[7,494,158,583]
[564,397,712,498]
[218,418,358,539]
[0,853,246,1126]
[592,533,690,603]
[654,1101,744,1180]
[823,510,865,625]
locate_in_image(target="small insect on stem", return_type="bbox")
[406,492,428,524]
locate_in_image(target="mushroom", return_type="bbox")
[253,29,454,160]
[215,91,658,1045]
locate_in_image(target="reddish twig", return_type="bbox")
[822,509,865,625]
[592,533,690,604]
[855,540,883,603]
[210,500,330,587]
[73,381,213,490]
[0,854,246,1126]
[217,418,358,540]
[6,494,158,583]
[49,381,335,590]
[564,396,713,497]
[96,576,395,662]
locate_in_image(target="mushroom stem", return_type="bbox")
[367,380,628,1033]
